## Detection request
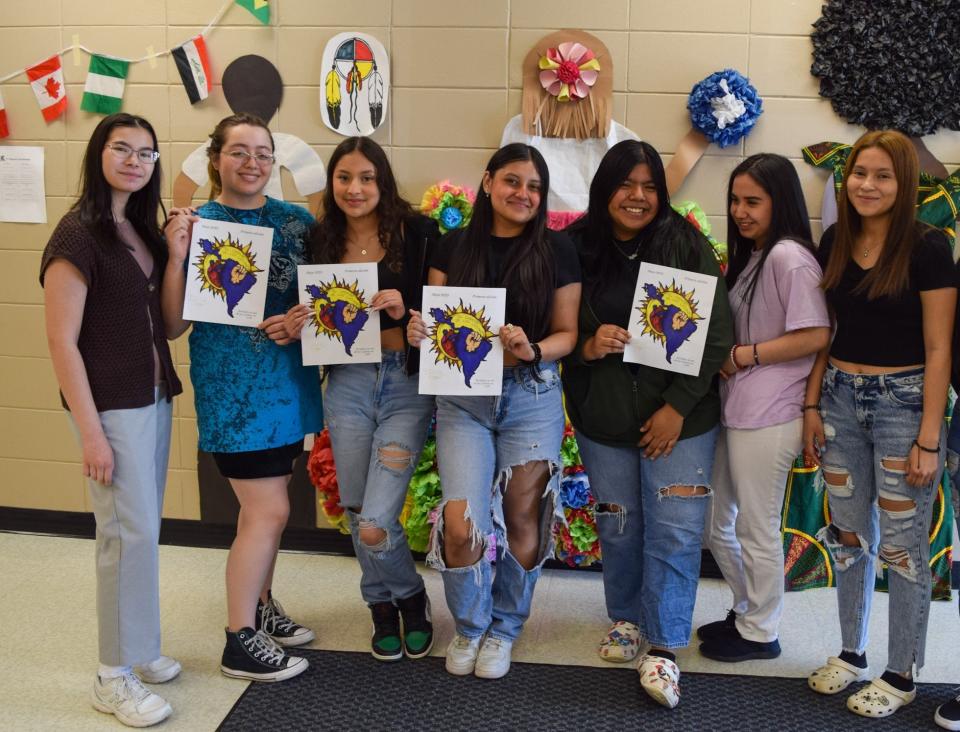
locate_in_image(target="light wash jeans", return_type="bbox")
[576,426,719,649]
[819,364,943,674]
[325,351,435,605]
[427,363,564,642]
[705,419,802,643]
[70,386,173,666]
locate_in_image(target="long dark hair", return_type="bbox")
[73,113,165,259]
[206,112,275,201]
[821,129,923,299]
[725,153,813,334]
[309,136,413,271]
[567,140,702,298]
[447,144,555,341]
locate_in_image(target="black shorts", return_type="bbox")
[210,440,304,480]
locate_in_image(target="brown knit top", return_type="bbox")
[39,211,183,411]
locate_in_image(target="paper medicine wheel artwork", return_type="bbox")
[320,32,389,137]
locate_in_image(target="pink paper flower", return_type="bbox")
[538,42,601,102]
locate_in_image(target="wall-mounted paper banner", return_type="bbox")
[320,32,389,137]
[172,35,212,105]
[80,55,129,115]
[26,56,67,123]
[235,0,270,24]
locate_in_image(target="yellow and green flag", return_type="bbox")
[235,0,270,25]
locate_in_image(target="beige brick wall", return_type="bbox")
[1,0,958,518]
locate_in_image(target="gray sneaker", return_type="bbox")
[91,671,172,727]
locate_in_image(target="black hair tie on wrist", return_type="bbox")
[914,439,940,454]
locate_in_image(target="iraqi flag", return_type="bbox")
[27,55,67,123]
[0,89,9,138]
[172,35,212,105]
[81,55,129,115]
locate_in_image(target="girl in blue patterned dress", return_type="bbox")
[162,113,323,682]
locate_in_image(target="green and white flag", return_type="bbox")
[80,55,129,115]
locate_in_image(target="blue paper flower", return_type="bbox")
[560,473,591,510]
[439,205,463,230]
[688,69,763,148]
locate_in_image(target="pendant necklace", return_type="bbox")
[613,239,640,260]
[216,199,266,227]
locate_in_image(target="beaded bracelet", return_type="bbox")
[730,344,744,370]
[752,343,760,366]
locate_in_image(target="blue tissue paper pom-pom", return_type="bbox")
[688,69,763,148]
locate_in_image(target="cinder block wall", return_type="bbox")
[2,0,957,520]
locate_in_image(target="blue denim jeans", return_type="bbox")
[576,426,718,649]
[819,364,943,674]
[325,351,435,605]
[427,363,564,642]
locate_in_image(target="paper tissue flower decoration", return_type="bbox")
[687,69,763,148]
[538,42,601,102]
[420,181,475,234]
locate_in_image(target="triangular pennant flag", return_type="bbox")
[26,55,67,123]
[0,89,9,139]
[81,55,129,115]
[235,0,270,25]
[172,35,212,105]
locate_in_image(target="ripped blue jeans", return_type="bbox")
[819,364,942,674]
[428,363,564,642]
[576,426,718,649]
[325,351,435,605]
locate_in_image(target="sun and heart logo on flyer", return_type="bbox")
[428,301,495,388]
[193,235,263,318]
[636,280,702,363]
[305,276,371,356]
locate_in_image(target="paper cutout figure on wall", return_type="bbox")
[306,277,371,357]
[173,56,325,214]
[320,33,389,137]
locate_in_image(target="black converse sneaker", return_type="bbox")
[369,601,403,662]
[220,627,309,682]
[396,589,434,659]
[256,593,316,647]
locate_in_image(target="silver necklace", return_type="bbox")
[613,239,640,260]
[216,200,266,227]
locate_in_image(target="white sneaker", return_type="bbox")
[134,655,182,684]
[474,636,513,679]
[91,671,173,727]
[638,653,681,709]
[444,633,482,676]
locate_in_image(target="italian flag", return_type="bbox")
[0,89,9,138]
[172,35,212,105]
[27,55,67,123]
[81,55,129,115]
[235,0,270,25]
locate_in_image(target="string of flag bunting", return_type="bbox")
[0,0,270,140]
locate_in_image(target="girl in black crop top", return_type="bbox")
[285,137,439,661]
[802,130,956,717]
[407,144,581,677]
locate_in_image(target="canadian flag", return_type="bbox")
[27,55,67,123]
[0,88,9,139]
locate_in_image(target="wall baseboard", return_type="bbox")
[2,507,958,588]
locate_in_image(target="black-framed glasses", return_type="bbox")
[222,150,276,165]
[105,142,159,164]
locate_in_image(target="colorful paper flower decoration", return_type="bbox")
[538,42,601,102]
[420,181,475,234]
[672,200,728,273]
[688,69,762,148]
[307,429,351,535]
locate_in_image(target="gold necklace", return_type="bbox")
[348,233,379,256]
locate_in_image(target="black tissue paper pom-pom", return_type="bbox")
[810,0,960,136]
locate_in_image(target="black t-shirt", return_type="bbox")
[377,256,405,330]
[430,228,581,335]
[816,224,955,366]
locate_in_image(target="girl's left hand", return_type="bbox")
[258,314,293,345]
[907,442,939,487]
[500,323,535,361]
[638,403,683,459]
[371,289,405,321]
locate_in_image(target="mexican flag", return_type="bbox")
[0,89,9,138]
[235,0,270,25]
[172,35,212,105]
[81,55,129,115]
[26,55,67,123]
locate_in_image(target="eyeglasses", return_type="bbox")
[222,150,276,165]
[105,142,159,164]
